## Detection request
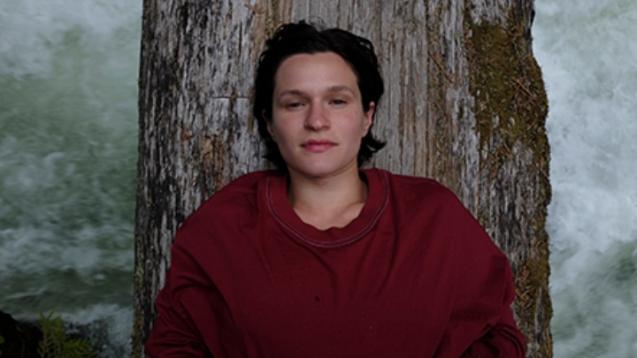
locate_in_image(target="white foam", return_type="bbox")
[62,303,133,356]
[0,0,141,78]
[534,0,637,355]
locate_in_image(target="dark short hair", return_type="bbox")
[252,21,386,172]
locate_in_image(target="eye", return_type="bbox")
[329,98,348,106]
[283,101,306,110]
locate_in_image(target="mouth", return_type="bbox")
[301,139,337,153]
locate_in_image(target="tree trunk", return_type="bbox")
[133,0,552,357]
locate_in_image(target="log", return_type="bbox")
[133,0,551,356]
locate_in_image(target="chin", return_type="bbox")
[289,161,357,180]
[291,166,335,179]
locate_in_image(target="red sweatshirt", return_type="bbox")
[145,169,526,357]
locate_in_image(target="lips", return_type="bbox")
[301,139,336,153]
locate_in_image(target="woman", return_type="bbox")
[145,21,526,357]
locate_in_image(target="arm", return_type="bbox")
[144,235,213,357]
[458,261,526,358]
[435,255,525,357]
[435,196,526,357]
[145,286,211,357]
[145,229,238,358]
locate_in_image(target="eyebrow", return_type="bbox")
[277,86,356,98]
[325,85,355,94]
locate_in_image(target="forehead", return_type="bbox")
[273,52,359,95]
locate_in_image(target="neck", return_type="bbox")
[287,165,367,218]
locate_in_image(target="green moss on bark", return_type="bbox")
[466,16,549,178]
[465,9,553,356]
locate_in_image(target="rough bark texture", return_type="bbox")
[133,0,552,356]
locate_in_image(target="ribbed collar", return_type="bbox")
[266,168,388,248]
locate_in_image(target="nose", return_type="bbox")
[304,102,329,130]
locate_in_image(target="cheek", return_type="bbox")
[269,121,294,146]
[267,116,284,139]
[361,121,369,136]
[356,116,371,137]
[267,123,276,141]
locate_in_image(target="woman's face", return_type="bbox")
[268,52,375,180]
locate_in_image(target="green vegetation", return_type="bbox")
[464,8,553,356]
[37,313,95,358]
[466,16,549,180]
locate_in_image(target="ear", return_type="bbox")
[362,102,376,136]
[267,121,277,142]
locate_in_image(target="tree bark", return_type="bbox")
[133,0,552,357]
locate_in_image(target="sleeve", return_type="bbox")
[144,283,211,358]
[434,198,526,357]
[144,229,240,358]
[457,258,526,358]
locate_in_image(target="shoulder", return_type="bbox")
[206,169,272,205]
[376,169,507,258]
[372,168,464,211]
[176,170,275,238]
[368,168,480,236]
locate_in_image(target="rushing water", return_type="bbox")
[0,0,635,357]
[0,0,140,355]
[534,0,637,356]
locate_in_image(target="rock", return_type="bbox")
[0,310,115,358]
[0,310,42,358]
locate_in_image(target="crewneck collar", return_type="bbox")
[266,168,388,248]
